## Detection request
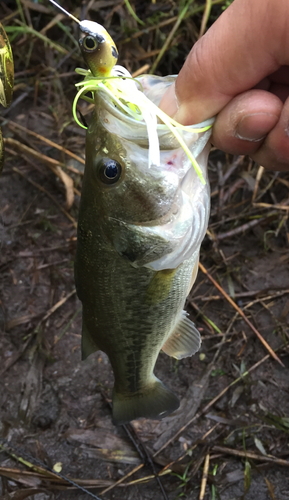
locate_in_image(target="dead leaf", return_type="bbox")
[80,446,140,465]
[264,477,276,500]
[18,351,44,424]
[5,314,37,331]
[54,165,74,209]
[4,138,74,209]
[244,459,251,493]
[153,362,214,451]
[254,437,267,456]
[0,488,48,499]
[65,428,139,464]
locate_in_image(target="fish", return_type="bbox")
[46,0,212,425]
[74,72,212,425]
[0,22,14,174]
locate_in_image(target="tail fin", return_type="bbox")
[112,377,179,425]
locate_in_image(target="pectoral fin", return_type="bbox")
[162,311,201,359]
[188,257,199,295]
[81,317,100,360]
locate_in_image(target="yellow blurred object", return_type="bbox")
[53,462,63,473]
[0,22,14,174]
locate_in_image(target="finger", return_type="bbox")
[211,89,282,156]
[250,95,289,170]
[160,0,289,124]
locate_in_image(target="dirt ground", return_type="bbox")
[1,1,289,499]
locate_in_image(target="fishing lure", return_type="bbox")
[49,0,118,76]
[0,22,14,174]
[48,0,213,183]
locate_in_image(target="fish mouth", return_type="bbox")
[95,80,208,151]
[96,81,212,185]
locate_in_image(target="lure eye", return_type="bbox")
[98,158,122,185]
[83,35,97,51]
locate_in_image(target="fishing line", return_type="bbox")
[48,0,80,24]
[0,437,103,500]
[102,395,169,500]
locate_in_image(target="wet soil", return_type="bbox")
[1,1,289,499]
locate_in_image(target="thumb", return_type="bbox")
[159,0,288,125]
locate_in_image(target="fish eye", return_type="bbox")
[98,158,122,185]
[83,35,97,50]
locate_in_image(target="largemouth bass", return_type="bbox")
[75,74,212,425]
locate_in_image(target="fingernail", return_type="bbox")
[173,105,188,125]
[235,113,278,142]
[159,82,179,118]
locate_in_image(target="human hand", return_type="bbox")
[159,0,289,171]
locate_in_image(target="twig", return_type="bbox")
[0,289,76,376]
[40,12,65,35]
[40,288,76,323]
[2,117,85,171]
[212,445,289,467]
[194,288,289,302]
[5,313,40,331]
[153,353,270,457]
[190,301,221,334]
[221,178,245,206]
[0,337,34,377]
[199,0,212,38]
[150,0,195,74]
[158,424,220,476]
[224,289,289,335]
[215,214,277,241]
[12,167,77,228]
[223,156,245,184]
[4,20,69,55]
[17,243,75,256]
[0,465,113,488]
[123,470,171,486]
[132,64,150,77]
[123,425,169,500]
[199,453,210,500]
[100,464,143,495]
[253,171,279,203]
[100,396,168,500]
[1,91,31,117]
[6,138,75,209]
[198,262,284,367]
[252,165,264,203]
[0,439,103,499]
[124,0,145,25]
[121,0,226,45]
[253,202,289,212]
